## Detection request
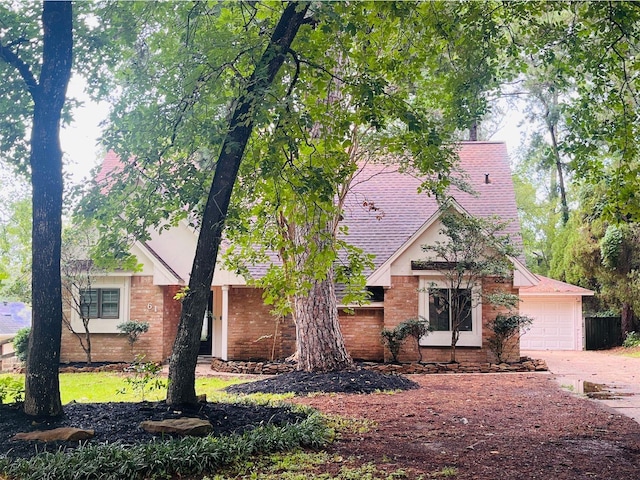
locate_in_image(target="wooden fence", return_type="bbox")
[585,316,622,350]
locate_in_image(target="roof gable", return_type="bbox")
[342,142,522,279]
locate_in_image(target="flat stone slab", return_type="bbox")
[140,417,213,436]
[12,427,95,442]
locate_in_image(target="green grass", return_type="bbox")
[622,350,640,358]
[0,372,246,404]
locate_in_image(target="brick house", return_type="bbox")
[60,142,590,365]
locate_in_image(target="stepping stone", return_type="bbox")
[12,427,95,442]
[140,418,213,436]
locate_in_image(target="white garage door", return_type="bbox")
[519,297,577,350]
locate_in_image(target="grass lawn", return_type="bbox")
[0,372,247,404]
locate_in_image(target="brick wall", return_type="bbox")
[227,287,295,361]
[481,277,521,363]
[60,277,182,364]
[339,307,384,361]
[381,275,521,364]
[162,285,182,359]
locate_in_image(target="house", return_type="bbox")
[0,301,31,370]
[60,142,592,365]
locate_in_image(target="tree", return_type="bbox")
[550,180,640,337]
[166,2,311,404]
[418,207,518,363]
[0,1,73,417]
[223,1,514,372]
[0,174,32,302]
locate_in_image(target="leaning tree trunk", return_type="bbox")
[22,1,73,417]
[167,2,310,405]
[293,218,354,372]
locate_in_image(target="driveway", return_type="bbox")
[523,349,640,423]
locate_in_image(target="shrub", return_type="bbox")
[487,314,534,363]
[117,320,149,355]
[381,317,429,363]
[0,412,331,480]
[0,376,24,404]
[623,331,640,348]
[117,354,165,401]
[12,327,30,363]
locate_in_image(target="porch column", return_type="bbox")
[221,285,229,361]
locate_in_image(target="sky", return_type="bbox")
[60,76,110,187]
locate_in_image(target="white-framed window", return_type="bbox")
[418,277,482,347]
[80,288,120,319]
[71,277,130,333]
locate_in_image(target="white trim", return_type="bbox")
[70,277,130,334]
[367,207,447,287]
[221,285,229,361]
[417,277,482,347]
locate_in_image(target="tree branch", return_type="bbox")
[0,41,40,99]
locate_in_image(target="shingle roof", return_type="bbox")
[99,142,523,283]
[342,141,522,275]
[519,275,594,296]
[0,302,31,336]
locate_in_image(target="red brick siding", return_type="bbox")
[162,285,182,359]
[227,287,295,361]
[60,277,183,364]
[382,275,521,363]
[384,276,419,329]
[339,307,384,361]
[481,277,520,363]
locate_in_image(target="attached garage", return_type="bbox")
[519,276,594,351]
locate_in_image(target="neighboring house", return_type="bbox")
[60,142,592,365]
[0,301,31,371]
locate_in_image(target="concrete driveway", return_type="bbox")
[523,350,640,423]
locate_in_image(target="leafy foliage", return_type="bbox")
[117,320,150,352]
[0,375,24,404]
[12,327,30,363]
[381,317,429,363]
[0,411,330,480]
[623,332,640,348]
[487,314,534,363]
[117,355,165,402]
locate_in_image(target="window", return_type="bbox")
[418,278,481,347]
[80,288,120,319]
[428,288,472,332]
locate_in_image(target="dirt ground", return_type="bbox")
[291,373,640,479]
[1,370,640,479]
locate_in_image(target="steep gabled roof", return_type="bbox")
[97,142,523,286]
[342,141,522,277]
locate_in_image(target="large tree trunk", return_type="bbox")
[293,218,354,372]
[294,267,354,372]
[167,1,310,405]
[22,1,73,417]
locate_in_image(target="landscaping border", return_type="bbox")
[210,357,547,375]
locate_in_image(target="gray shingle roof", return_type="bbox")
[0,302,31,335]
[341,141,521,276]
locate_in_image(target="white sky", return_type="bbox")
[60,76,110,187]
